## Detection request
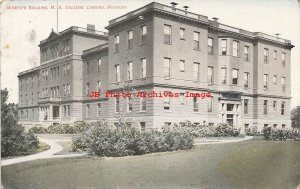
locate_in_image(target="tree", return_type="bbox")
[291,106,300,128]
[1,88,38,157]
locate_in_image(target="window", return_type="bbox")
[115,65,120,83]
[264,48,268,62]
[207,67,214,84]
[263,100,268,115]
[264,124,269,128]
[273,75,277,85]
[86,83,90,95]
[281,102,285,115]
[164,58,171,78]
[221,39,227,55]
[179,60,185,72]
[227,104,234,111]
[208,97,213,112]
[67,84,70,95]
[273,50,277,60]
[141,25,147,44]
[221,68,227,84]
[32,93,34,104]
[86,104,90,117]
[164,93,170,111]
[97,59,101,72]
[97,81,101,92]
[193,97,199,112]
[244,46,249,60]
[281,77,286,92]
[127,97,133,112]
[63,65,67,76]
[85,61,89,75]
[63,105,70,117]
[26,78,28,88]
[140,96,146,111]
[180,93,185,105]
[193,63,200,81]
[141,58,147,78]
[244,72,249,88]
[128,30,133,49]
[208,38,213,54]
[193,32,200,50]
[179,28,185,40]
[140,122,146,132]
[114,34,119,52]
[281,52,286,66]
[263,74,268,90]
[232,41,239,57]
[66,64,70,76]
[244,99,248,114]
[128,61,133,80]
[232,69,238,85]
[115,97,120,113]
[97,103,101,117]
[273,101,277,110]
[273,124,277,128]
[164,25,172,44]
[282,124,286,129]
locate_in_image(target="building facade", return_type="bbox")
[18,2,294,132]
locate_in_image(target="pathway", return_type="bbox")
[1,138,86,166]
[194,136,253,145]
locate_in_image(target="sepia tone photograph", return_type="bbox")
[1,0,300,188]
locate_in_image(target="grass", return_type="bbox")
[1,139,300,189]
[1,142,50,160]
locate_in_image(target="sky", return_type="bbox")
[1,0,300,108]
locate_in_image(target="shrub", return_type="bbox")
[214,123,240,137]
[262,127,300,141]
[245,127,261,136]
[29,121,88,134]
[174,121,240,137]
[71,120,194,157]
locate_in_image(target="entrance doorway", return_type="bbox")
[53,106,60,120]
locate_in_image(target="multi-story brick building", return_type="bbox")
[18,2,294,132]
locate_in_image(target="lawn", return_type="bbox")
[2,139,300,189]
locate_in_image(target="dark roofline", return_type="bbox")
[106,2,293,48]
[82,43,108,57]
[39,26,108,46]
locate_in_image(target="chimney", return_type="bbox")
[170,2,178,11]
[212,17,219,22]
[183,6,189,15]
[87,24,95,33]
[275,33,280,40]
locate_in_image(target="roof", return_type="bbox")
[106,2,293,47]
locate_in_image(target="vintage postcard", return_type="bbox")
[1,0,300,188]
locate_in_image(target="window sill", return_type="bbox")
[164,43,172,45]
[139,110,146,113]
[193,49,201,51]
[164,110,172,112]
